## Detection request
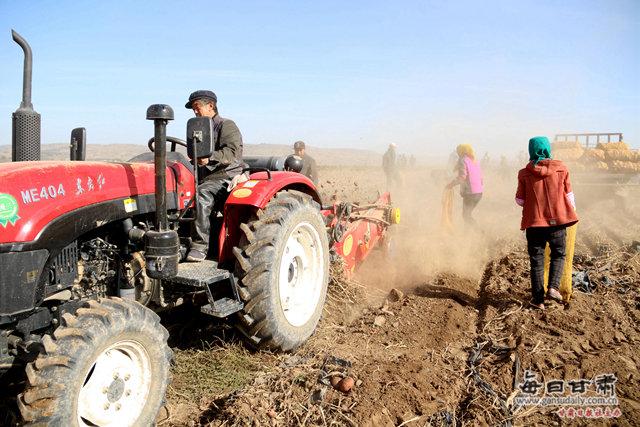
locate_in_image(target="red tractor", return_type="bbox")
[0,31,398,425]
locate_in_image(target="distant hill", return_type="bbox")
[0,143,381,166]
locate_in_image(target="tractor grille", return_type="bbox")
[12,110,41,161]
[47,242,78,287]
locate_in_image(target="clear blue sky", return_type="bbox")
[0,0,638,157]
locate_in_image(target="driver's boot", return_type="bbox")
[186,244,207,262]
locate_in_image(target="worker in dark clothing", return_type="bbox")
[293,141,319,184]
[382,143,400,188]
[184,90,246,262]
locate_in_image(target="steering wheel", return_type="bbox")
[147,136,187,152]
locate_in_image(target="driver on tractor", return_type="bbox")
[185,90,247,262]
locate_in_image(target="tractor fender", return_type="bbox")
[226,171,321,209]
[218,171,321,264]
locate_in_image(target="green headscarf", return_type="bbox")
[528,136,552,165]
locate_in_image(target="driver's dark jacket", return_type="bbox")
[198,115,245,181]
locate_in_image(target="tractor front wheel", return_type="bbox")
[18,298,171,427]
[233,190,330,351]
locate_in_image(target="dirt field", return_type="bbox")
[160,164,640,426]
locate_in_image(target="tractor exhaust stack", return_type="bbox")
[11,30,41,162]
[144,104,179,279]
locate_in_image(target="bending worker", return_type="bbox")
[185,90,246,262]
[447,144,484,225]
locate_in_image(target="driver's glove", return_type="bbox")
[227,173,249,191]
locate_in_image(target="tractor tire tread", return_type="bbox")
[239,222,255,243]
[232,190,329,351]
[18,298,172,426]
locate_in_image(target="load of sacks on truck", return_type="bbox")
[551,140,640,173]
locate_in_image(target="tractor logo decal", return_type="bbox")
[342,234,354,256]
[232,188,252,198]
[0,193,20,227]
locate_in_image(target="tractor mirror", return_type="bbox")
[186,117,213,159]
[70,127,86,161]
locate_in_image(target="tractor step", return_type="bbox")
[170,261,244,318]
[171,260,230,287]
[201,298,244,318]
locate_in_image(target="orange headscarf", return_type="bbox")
[456,144,475,161]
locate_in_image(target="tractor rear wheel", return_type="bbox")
[18,298,171,427]
[233,190,329,351]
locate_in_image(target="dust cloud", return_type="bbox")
[317,160,640,293]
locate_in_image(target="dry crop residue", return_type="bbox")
[462,241,640,426]
[181,270,481,426]
[179,246,639,426]
[162,165,640,426]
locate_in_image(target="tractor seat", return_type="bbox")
[243,156,287,172]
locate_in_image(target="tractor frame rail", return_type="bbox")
[554,133,623,148]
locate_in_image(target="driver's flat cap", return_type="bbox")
[185,90,217,108]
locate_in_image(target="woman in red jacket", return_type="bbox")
[516,136,579,310]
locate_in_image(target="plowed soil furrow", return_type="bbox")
[162,167,640,426]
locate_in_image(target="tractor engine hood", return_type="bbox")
[0,160,194,245]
